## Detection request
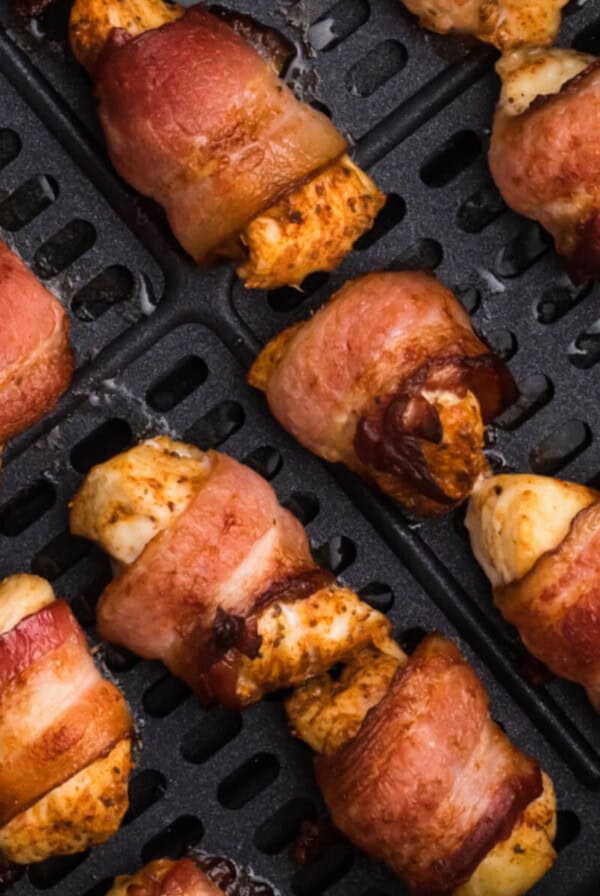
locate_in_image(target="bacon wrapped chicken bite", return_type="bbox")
[68,0,384,290]
[466,473,600,711]
[490,47,600,283]
[106,857,224,896]
[287,635,556,896]
[0,241,73,471]
[69,437,400,708]
[0,574,132,865]
[399,0,566,50]
[249,272,516,517]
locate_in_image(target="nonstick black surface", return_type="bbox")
[1,1,600,894]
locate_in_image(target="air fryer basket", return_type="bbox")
[1,1,600,893]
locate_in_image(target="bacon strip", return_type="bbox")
[0,601,132,826]
[250,272,516,516]
[490,59,600,282]
[0,241,73,445]
[95,6,347,264]
[316,635,542,896]
[497,502,600,710]
[97,451,315,690]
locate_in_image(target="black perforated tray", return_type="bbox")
[1,1,600,894]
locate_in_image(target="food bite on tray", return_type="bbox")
[287,634,556,896]
[69,436,402,707]
[467,473,600,712]
[105,856,225,896]
[0,574,132,866]
[398,0,567,50]
[0,240,73,479]
[249,271,517,517]
[68,0,384,290]
[490,46,600,283]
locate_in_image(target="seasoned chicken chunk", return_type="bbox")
[236,155,385,290]
[466,474,597,587]
[70,436,211,565]
[237,592,403,706]
[0,740,131,865]
[400,0,567,50]
[70,0,183,74]
[286,645,405,755]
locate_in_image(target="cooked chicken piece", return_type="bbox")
[496,47,595,117]
[236,156,385,290]
[70,436,211,565]
[70,0,183,74]
[371,387,488,511]
[400,0,566,50]
[236,592,403,706]
[455,772,556,896]
[0,573,54,635]
[286,645,405,755]
[0,740,131,865]
[0,575,132,864]
[466,474,597,587]
[288,638,556,896]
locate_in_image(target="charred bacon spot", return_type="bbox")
[355,396,454,506]
[253,567,335,613]
[354,351,516,507]
[212,608,262,659]
[566,210,600,285]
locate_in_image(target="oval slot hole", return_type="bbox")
[124,769,167,825]
[32,531,91,581]
[457,182,505,234]
[313,535,357,575]
[255,799,317,855]
[185,400,245,449]
[346,40,406,96]
[0,175,58,231]
[181,708,243,764]
[143,673,191,718]
[494,222,550,278]
[142,816,204,864]
[420,130,481,188]
[71,418,133,474]
[27,852,89,890]
[391,238,443,271]
[355,193,406,250]
[147,356,208,412]
[358,581,394,612]
[217,753,280,809]
[0,129,21,170]
[72,265,135,321]
[497,374,553,430]
[0,479,55,536]
[283,492,320,526]
[243,446,283,481]
[291,842,354,896]
[33,219,96,279]
[530,420,591,476]
[309,0,370,51]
